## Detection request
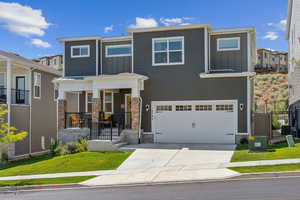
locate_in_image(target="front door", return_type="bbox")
[16,76,25,104]
[125,94,131,128]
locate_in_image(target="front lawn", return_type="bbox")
[229,163,300,173]
[231,141,300,162]
[0,152,131,177]
[0,176,96,187]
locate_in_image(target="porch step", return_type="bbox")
[115,142,128,148]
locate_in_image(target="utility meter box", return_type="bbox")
[248,136,267,152]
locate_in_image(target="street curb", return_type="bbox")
[2,171,300,193]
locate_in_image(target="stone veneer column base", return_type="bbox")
[92,97,101,123]
[131,97,140,132]
[57,99,67,131]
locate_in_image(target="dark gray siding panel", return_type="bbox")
[210,33,248,72]
[133,28,248,133]
[11,105,30,156]
[65,40,97,76]
[31,70,58,153]
[79,92,86,112]
[102,41,132,75]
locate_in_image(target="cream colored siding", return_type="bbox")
[289,0,300,105]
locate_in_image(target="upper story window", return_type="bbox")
[71,45,90,58]
[106,44,132,57]
[33,72,41,99]
[217,37,240,51]
[152,36,184,66]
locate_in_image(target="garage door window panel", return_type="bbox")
[175,105,192,111]
[156,105,172,112]
[195,105,212,111]
[216,104,233,112]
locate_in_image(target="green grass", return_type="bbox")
[231,141,300,162]
[0,152,131,177]
[229,163,300,173]
[0,176,96,187]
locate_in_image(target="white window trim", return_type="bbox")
[71,45,90,58]
[103,91,114,114]
[85,91,93,113]
[217,37,240,51]
[33,72,41,99]
[105,44,132,57]
[152,36,185,66]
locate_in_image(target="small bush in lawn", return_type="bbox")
[56,145,69,156]
[75,138,88,153]
[240,137,248,145]
[49,140,60,156]
[67,143,77,154]
[1,152,8,163]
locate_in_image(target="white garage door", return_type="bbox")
[152,100,237,144]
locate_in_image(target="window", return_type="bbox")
[216,104,233,112]
[0,73,6,88]
[152,37,184,66]
[195,105,212,111]
[106,44,132,57]
[217,37,240,51]
[103,91,113,114]
[86,92,93,113]
[71,45,90,58]
[54,87,59,101]
[33,72,41,99]
[175,105,192,111]
[156,105,172,112]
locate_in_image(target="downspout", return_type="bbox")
[138,96,142,144]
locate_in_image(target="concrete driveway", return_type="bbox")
[118,143,236,171]
[82,143,238,186]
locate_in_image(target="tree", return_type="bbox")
[0,104,27,144]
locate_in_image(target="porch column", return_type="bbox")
[6,59,11,125]
[57,90,67,131]
[131,97,140,131]
[92,89,101,123]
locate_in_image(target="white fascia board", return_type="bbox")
[102,36,132,42]
[211,27,256,35]
[127,24,211,33]
[199,72,256,78]
[286,0,293,40]
[57,36,102,43]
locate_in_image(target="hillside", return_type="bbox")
[254,73,288,113]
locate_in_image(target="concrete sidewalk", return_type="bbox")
[224,158,300,168]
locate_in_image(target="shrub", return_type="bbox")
[67,143,77,154]
[56,145,69,156]
[49,140,59,156]
[1,152,8,163]
[240,137,248,145]
[75,138,88,153]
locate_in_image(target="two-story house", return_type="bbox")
[0,50,60,159]
[36,55,63,71]
[256,48,288,73]
[54,24,256,144]
[287,0,300,134]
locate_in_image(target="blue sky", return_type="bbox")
[0,0,288,58]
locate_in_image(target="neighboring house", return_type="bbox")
[0,50,61,159]
[35,55,63,71]
[54,24,256,144]
[256,48,288,73]
[287,0,300,134]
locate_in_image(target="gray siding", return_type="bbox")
[31,70,58,153]
[102,41,132,75]
[133,28,248,133]
[11,105,30,156]
[210,33,248,72]
[65,40,97,76]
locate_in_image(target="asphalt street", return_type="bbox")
[1,177,300,200]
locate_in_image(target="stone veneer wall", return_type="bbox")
[57,99,67,130]
[131,97,140,131]
[92,97,101,123]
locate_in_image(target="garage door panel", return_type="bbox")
[153,101,236,144]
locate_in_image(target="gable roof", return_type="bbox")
[0,50,61,76]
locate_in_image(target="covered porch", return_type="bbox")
[54,73,148,142]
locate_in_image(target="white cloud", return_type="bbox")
[104,25,113,33]
[160,17,193,26]
[0,2,50,37]
[267,19,287,31]
[263,32,279,40]
[129,17,158,29]
[31,39,51,48]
